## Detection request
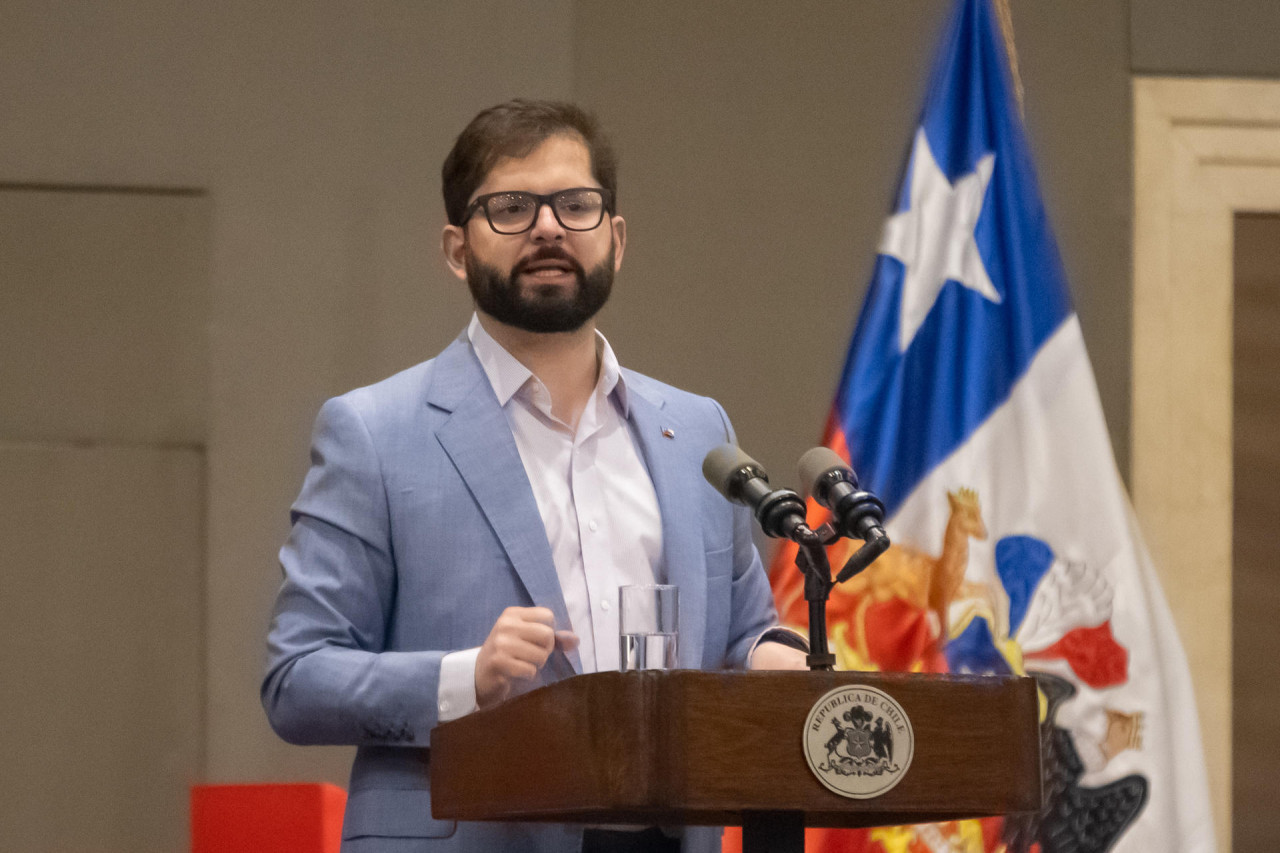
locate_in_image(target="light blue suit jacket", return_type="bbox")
[263,334,779,851]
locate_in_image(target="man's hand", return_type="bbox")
[749,640,810,671]
[475,607,577,709]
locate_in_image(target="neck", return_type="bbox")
[477,311,601,427]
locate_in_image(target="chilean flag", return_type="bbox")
[756,1,1216,851]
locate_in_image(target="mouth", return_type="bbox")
[516,254,579,285]
[522,259,574,277]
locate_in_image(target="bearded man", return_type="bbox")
[263,99,807,853]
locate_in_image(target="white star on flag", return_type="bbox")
[879,128,1001,351]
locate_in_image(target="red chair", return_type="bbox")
[191,783,347,853]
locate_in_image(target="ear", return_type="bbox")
[441,224,468,281]
[610,215,627,271]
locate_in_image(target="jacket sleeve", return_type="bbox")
[261,395,444,747]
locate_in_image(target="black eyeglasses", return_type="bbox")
[461,187,613,235]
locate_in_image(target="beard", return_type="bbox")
[465,243,614,334]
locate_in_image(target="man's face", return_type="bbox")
[442,134,626,334]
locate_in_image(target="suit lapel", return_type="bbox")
[626,380,707,669]
[429,337,580,676]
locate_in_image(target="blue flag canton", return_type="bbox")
[835,0,1071,514]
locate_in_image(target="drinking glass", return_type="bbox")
[618,584,678,672]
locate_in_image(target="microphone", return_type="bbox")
[702,444,810,541]
[797,447,887,542]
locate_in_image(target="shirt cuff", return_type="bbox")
[437,647,481,723]
[748,627,810,666]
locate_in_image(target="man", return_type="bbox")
[263,99,807,853]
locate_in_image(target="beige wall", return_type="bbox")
[1,1,575,796]
[0,0,1270,822]
[0,443,205,850]
[1132,0,1280,76]
[0,187,209,850]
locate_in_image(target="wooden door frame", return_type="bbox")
[1133,76,1280,853]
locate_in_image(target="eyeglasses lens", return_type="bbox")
[485,193,537,233]
[552,189,604,230]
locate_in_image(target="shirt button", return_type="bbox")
[439,700,450,714]
[600,599,611,611]
[588,519,599,532]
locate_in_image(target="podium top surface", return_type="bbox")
[430,670,1041,828]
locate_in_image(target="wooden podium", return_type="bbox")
[431,670,1041,852]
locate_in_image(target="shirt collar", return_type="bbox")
[466,313,630,416]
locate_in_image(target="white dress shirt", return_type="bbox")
[437,315,663,722]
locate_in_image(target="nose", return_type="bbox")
[528,200,566,242]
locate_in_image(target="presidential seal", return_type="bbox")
[802,685,914,799]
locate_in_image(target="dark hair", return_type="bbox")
[442,99,618,226]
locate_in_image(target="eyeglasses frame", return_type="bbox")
[460,187,615,235]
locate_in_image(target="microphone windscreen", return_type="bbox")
[701,443,762,498]
[797,446,848,500]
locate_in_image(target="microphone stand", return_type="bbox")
[790,518,891,672]
[792,527,837,671]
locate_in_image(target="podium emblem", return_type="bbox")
[802,685,915,799]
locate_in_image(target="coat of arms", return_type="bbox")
[803,685,914,799]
